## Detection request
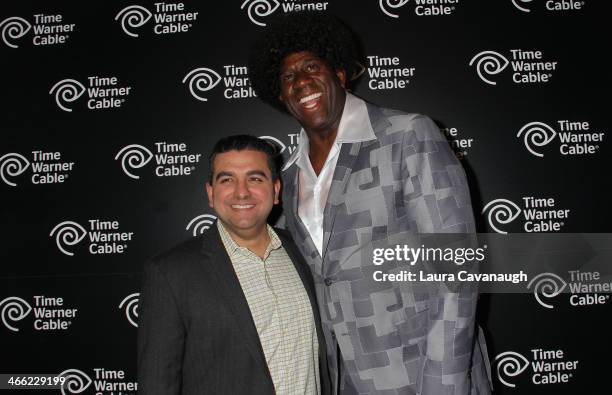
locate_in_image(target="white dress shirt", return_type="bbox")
[283,93,377,256]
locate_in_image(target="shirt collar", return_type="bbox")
[217,220,281,257]
[282,92,376,171]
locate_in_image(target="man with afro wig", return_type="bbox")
[249,11,492,395]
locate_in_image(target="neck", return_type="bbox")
[304,126,338,176]
[222,222,270,258]
[304,92,347,175]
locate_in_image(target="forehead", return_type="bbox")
[212,149,270,174]
[280,51,326,70]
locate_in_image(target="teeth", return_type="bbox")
[232,204,254,209]
[299,92,322,104]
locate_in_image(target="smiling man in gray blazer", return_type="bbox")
[248,12,492,395]
[138,135,331,395]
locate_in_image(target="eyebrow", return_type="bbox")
[246,170,269,179]
[214,170,269,181]
[214,171,233,181]
[281,57,321,71]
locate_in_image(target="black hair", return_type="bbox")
[247,11,361,112]
[208,135,280,182]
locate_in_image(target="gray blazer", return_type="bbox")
[137,225,332,395]
[281,103,492,395]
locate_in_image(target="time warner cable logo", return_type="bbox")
[186,214,217,236]
[0,17,31,48]
[482,197,570,233]
[527,272,567,309]
[379,0,459,18]
[1,14,75,48]
[469,51,509,85]
[470,49,557,85]
[0,153,30,186]
[115,3,198,37]
[494,351,530,387]
[115,5,151,37]
[0,296,32,332]
[183,65,256,101]
[119,293,139,327]
[481,199,521,234]
[115,142,202,179]
[379,0,410,18]
[183,68,222,101]
[50,221,87,256]
[494,348,579,386]
[50,76,132,111]
[511,0,585,13]
[518,120,604,157]
[58,369,92,395]
[49,79,86,112]
[517,122,557,157]
[115,144,153,179]
[50,220,134,256]
[241,0,329,26]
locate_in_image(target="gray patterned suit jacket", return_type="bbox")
[281,103,493,395]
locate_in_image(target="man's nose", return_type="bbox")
[234,178,250,198]
[294,70,313,88]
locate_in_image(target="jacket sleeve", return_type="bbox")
[399,114,479,395]
[400,114,475,234]
[137,259,185,395]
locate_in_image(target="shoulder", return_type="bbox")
[144,228,220,277]
[366,103,446,146]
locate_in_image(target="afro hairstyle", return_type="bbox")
[247,11,361,113]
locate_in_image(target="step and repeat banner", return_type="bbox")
[1,1,609,394]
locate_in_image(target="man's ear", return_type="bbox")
[336,68,347,89]
[205,182,214,208]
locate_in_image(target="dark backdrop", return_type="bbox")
[1,1,609,394]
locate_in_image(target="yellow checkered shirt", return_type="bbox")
[218,221,320,394]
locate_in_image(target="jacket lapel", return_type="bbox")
[283,164,323,274]
[199,226,272,380]
[320,141,362,261]
[321,103,391,263]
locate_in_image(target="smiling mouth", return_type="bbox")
[231,204,255,209]
[299,92,322,108]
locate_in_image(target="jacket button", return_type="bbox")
[324,278,333,286]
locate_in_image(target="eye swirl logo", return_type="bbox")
[182,68,222,102]
[115,144,154,179]
[511,0,533,12]
[50,221,87,256]
[0,153,30,187]
[351,61,367,81]
[59,369,92,395]
[119,293,139,327]
[0,17,31,48]
[49,79,86,112]
[115,5,152,37]
[517,122,557,157]
[482,199,521,234]
[527,272,567,309]
[469,51,510,85]
[379,0,411,18]
[494,351,530,387]
[259,135,287,154]
[0,297,32,332]
[241,0,280,26]
[186,214,218,236]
